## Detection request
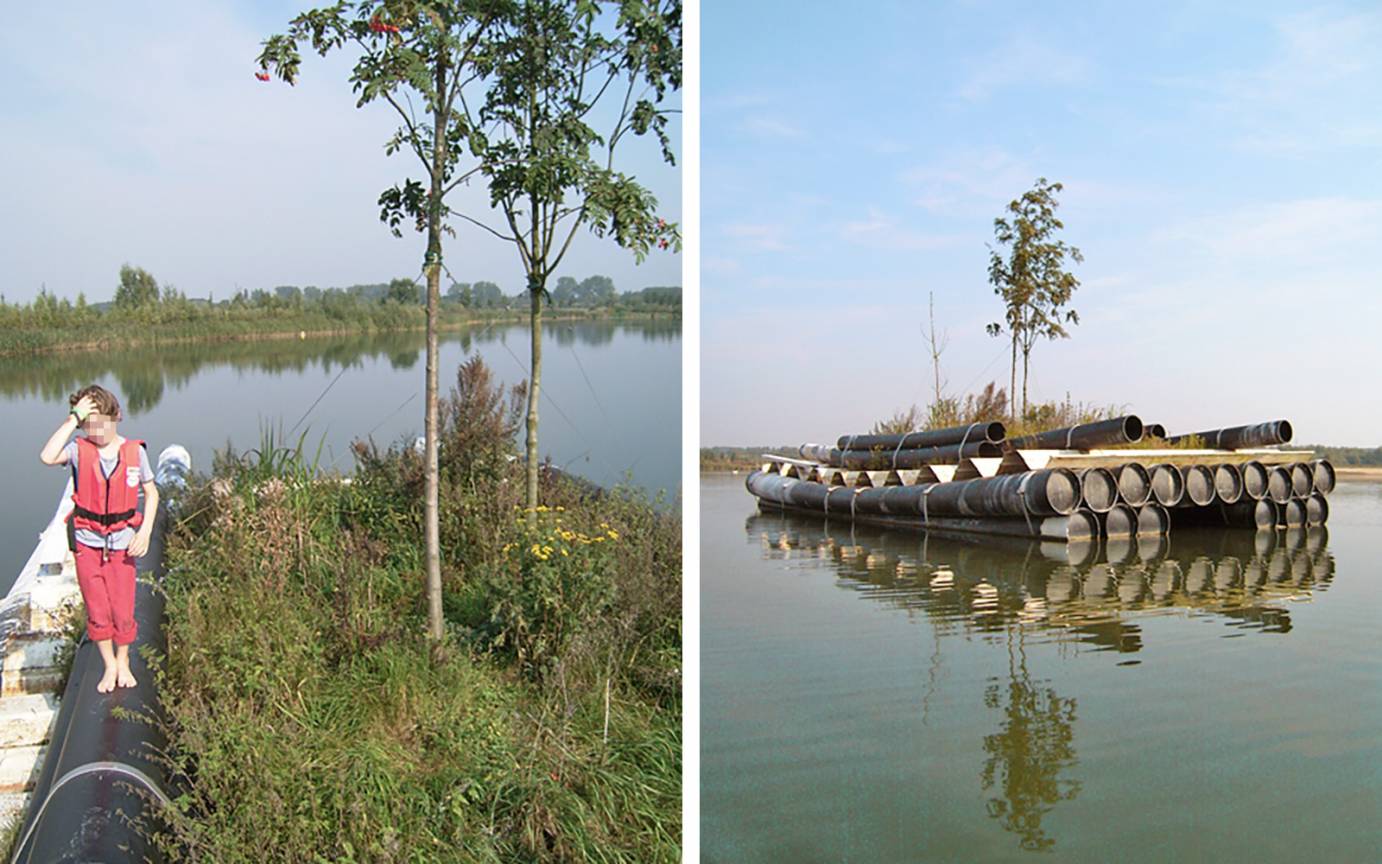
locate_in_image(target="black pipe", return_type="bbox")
[1267,466,1293,504]
[748,468,1083,521]
[1102,504,1137,538]
[1078,467,1118,513]
[13,501,176,863]
[1149,463,1184,507]
[1114,463,1151,507]
[1241,460,1269,500]
[1006,415,1143,451]
[753,494,1098,542]
[835,421,1005,452]
[1178,464,1216,507]
[1144,423,1166,440]
[1306,493,1329,526]
[1136,504,1170,537]
[1311,459,1335,495]
[1170,499,1275,531]
[1167,420,1292,450]
[1278,499,1307,528]
[1288,463,1313,499]
[1213,463,1244,505]
[797,440,1003,469]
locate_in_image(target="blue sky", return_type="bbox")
[0,1,680,306]
[702,1,1382,447]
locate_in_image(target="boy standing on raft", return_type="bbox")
[37,385,158,693]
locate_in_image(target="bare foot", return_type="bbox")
[97,666,118,693]
[116,664,137,689]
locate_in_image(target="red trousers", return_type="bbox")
[74,543,138,645]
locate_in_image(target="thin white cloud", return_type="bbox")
[1161,197,1382,269]
[1156,9,1382,157]
[703,256,742,275]
[741,115,805,139]
[840,208,962,251]
[904,149,1037,216]
[955,35,1089,102]
[722,223,791,252]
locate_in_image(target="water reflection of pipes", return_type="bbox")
[742,508,1334,651]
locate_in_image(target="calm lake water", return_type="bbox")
[702,473,1382,862]
[1,320,680,594]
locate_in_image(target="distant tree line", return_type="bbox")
[0,266,681,337]
[1304,445,1382,466]
[444,275,681,310]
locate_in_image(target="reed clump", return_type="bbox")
[152,357,680,862]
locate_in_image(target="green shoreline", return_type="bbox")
[0,308,680,359]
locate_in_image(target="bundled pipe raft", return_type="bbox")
[749,415,1334,543]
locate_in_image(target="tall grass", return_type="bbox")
[152,358,680,862]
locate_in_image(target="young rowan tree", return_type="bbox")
[258,0,500,648]
[459,0,681,519]
[986,178,1082,419]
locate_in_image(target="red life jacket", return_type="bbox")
[69,437,146,536]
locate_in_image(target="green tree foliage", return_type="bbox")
[445,281,472,305]
[621,285,680,308]
[551,275,578,307]
[577,274,616,306]
[986,178,1083,420]
[471,280,504,307]
[459,0,682,514]
[115,264,161,309]
[385,277,421,304]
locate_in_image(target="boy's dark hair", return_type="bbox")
[70,385,122,420]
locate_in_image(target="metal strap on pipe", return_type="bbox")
[1017,473,1035,535]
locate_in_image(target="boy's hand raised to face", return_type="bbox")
[70,396,98,423]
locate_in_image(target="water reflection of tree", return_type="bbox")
[981,629,1080,853]
[0,320,678,411]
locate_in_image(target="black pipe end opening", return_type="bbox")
[1046,469,1082,515]
[1123,415,1144,442]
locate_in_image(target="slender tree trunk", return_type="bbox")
[927,292,943,407]
[525,277,543,522]
[1009,332,1017,423]
[1022,345,1030,420]
[423,60,448,647]
[523,39,542,526]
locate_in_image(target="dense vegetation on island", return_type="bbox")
[148,358,680,861]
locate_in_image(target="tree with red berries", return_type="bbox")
[461,0,681,519]
[257,1,501,649]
